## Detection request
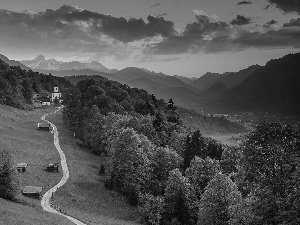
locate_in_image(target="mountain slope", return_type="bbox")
[206,65,261,89]
[190,72,232,91]
[205,82,226,95]
[0,54,31,70]
[231,53,300,102]
[174,75,197,84]
[201,53,300,116]
[115,67,151,80]
[115,67,197,91]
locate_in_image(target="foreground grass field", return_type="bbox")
[46,110,140,225]
[0,105,139,225]
[0,104,73,225]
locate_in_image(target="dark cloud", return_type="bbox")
[150,3,161,7]
[0,5,175,42]
[202,26,300,53]
[148,9,300,55]
[267,19,278,25]
[233,27,300,49]
[1,5,300,59]
[237,1,252,5]
[59,6,176,42]
[267,0,300,13]
[283,18,300,27]
[150,10,231,54]
[263,19,278,27]
[184,11,230,37]
[264,4,273,10]
[230,15,252,25]
[0,5,177,60]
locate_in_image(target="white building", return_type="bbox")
[51,85,61,102]
[38,97,51,106]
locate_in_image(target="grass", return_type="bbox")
[46,111,140,225]
[0,104,73,225]
[0,198,73,225]
[0,104,140,225]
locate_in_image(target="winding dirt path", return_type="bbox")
[40,107,86,225]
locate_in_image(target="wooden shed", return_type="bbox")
[22,186,43,199]
[37,96,51,106]
[45,163,59,172]
[38,123,50,131]
[16,163,27,172]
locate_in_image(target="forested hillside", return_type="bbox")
[0,60,72,109]
[63,75,245,134]
[63,78,300,225]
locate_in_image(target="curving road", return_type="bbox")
[40,106,86,225]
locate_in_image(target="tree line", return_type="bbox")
[62,78,300,225]
[0,60,71,108]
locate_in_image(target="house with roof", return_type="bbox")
[40,92,50,98]
[38,96,51,106]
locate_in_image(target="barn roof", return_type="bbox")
[22,186,43,194]
[38,123,50,127]
[37,96,51,102]
[16,163,27,168]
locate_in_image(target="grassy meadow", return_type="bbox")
[0,104,139,225]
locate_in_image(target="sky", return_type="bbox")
[0,0,300,77]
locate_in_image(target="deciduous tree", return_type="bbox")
[198,173,242,225]
[0,150,19,200]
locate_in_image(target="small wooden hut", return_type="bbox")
[45,163,59,172]
[22,186,43,199]
[38,123,50,131]
[16,163,27,172]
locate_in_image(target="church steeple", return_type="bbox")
[53,85,59,93]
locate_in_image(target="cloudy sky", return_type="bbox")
[1,0,300,77]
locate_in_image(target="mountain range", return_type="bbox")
[21,55,113,73]
[1,52,299,117]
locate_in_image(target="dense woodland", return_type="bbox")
[0,60,71,109]
[63,78,300,225]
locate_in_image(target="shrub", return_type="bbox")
[104,177,114,190]
[99,164,105,174]
[0,150,19,200]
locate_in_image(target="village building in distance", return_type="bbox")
[51,85,62,103]
[33,85,62,108]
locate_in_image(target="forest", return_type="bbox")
[0,59,71,109]
[62,78,300,225]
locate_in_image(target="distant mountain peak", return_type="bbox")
[90,61,102,65]
[35,54,46,61]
